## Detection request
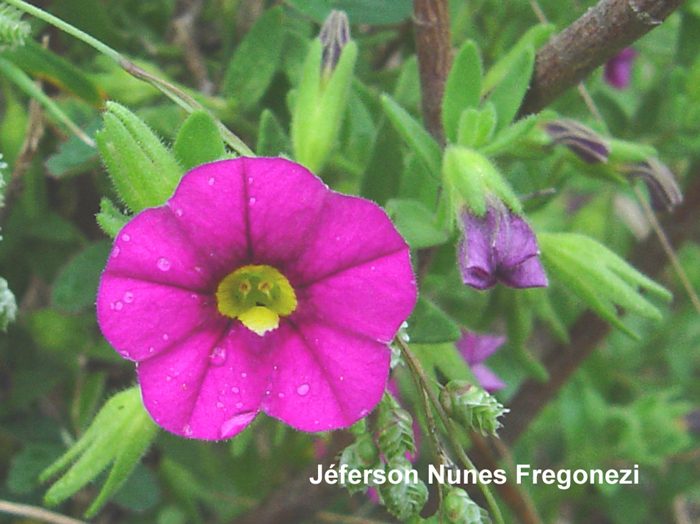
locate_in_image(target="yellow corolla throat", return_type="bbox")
[216,265,297,336]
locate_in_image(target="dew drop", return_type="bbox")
[123,291,134,303]
[278,392,285,399]
[297,383,310,396]
[359,409,370,417]
[194,266,203,273]
[114,301,123,311]
[241,372,247,378]
[112,246,120,257]
[157,257,171,271]
[166,376,172,382]
[109,302,115,310]
[183,424,193,437]
[247,177,253,184]
[162,333,170,341]
[235,402,243,409]
[122,233,131,242]
[216,401,224,409]
[248,197,256,206]
[208,177,215,186]
[175,208,183,217]
[209,347,227,366]
[219,411,256,439]
[231,387,239,394]
[149,347,155,354]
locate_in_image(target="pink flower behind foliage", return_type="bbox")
[605,48,636,89]
[456,330,506,393]
[97,157,417,440]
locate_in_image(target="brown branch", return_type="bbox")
[412,0,453,145]
[518,0,688,117]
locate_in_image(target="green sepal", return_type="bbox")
[607,138,658,165]
[457,103,497,150]
[221,6,284,110]
[439,381,509,436]
[480,114,538,156]
[407,296,462,344]
[96,198,130,238]
[486,44,535,132]
[376,393,416,462]
[443,40,483,144]
[442,487,491,524]
[539,232,671,338]
[443,146,521,220]
[381,93,442,179]
[173,109,226,171]
[377,456,428,521]
[385,199,450,250]
[95,101,183,212]
[41,387,159,517]
[291,38,357,173]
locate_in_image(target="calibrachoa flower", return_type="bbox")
[458,202,548,290]
[456,330,506,393]
[97,157,417,440]
[604,48,636,89]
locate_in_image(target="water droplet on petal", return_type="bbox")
[247,177,253,184]
[359,409,369,417]
[162,333,169,341]
[249,197,256,206]
[194,266,203,273]
[149,347,155,353]
[112,246,120,257]
[175,208,183,217]
[231,387,239,394]
[297,384,310,396]
[235,402,243,408]
[166,376,172,381]
[219,411,256,439]
[209,347,226,366]
[216,401,224,408]
[208,177,215,186]
[122,233,131,241]
[115,301,123,311]
[241,372,247,378]
[123,291,134,303]
[278,392,285,399]
[157,257,171,271]
[183,424,193,437]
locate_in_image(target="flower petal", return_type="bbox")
[457,331,506,366]
[471,364,506,393]
[262,321,390,431]
[137,323,271,440]
[287,191,412,286]
[499,255,548,288]
[458,210,496,289]
[495,211,541,269]
[104,206,216,291]
[299,250,416,343]
[166,160,251,278]
[97,275,219,361]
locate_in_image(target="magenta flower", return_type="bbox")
[458,203,548,290]
[456,330,506,393]
[604,48,636,89]
[97,157,416,440]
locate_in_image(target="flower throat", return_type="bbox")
[216,265,297,336]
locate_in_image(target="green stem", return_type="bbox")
[397,337,505,524]
[4,0,255,157]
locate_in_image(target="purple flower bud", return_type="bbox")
[456,330,506,393]
[604,48,636,90]
[458,203,548,290]
[545,119,610,164]
[623,157,683,212]
[319,10,350,76]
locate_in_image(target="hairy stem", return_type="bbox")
[518,0,688,117]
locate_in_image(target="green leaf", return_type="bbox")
[540,233,671,338]
[2,40,103,106]
[96,198,130,238]
[222,6,284,110]
[480,114,537,156]
[0,276,17,331]
[407,296,462,344]
[443,40,482,144]
[42,387,159,517]
[95,102,183,212]
[257,109,291,157]
[385,199,450,249]
[46,119,101,178]
[8,443,64,495]
[51,241,111,313]
[287,0,413,25]
[173,110,226,171]
[381,93,442,179]
[486,45,535,132]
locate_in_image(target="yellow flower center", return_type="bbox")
[216,265,297,336]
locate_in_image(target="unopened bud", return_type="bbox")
[545,119,610,164]
[320,10,350,77]
[623,157,683,212]
[440,380,508,436]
